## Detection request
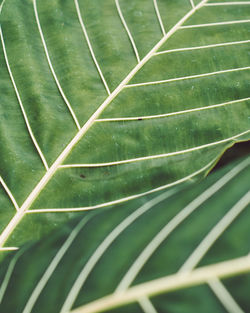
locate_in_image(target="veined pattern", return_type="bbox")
[0,0,249,259]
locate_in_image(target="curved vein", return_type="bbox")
[0,176,19,211]
[126,66,250,88]
[115,157,249,292]
[96,97,250,122]
[33,0,81,130]
[154,39,250,55]
[70,256,250,313]
[153,0,166,35]
[28,158,218,213]
[0,27,49,171]
[74,0,111,95]
[22,215,91,313]
[60,130,250,168]
[0,0,208,248]
[59,188,178,313]
[115,0,140,63]
[0,249,24,303]
[179,191,250,273]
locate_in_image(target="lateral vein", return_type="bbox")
[0,249,24,303]
[153,0,166,35]
[0,176,19,211]
[0,0,6,14]
[139,297,158,313]
[59,130,250,168]
[115,0,140,63]
[96,97,250,122]
[22,216,92,313]
[28,158,218,214]
[209,279,245,313]
[33,0,81,130]
[189,0,195,9]
[0,247,18,251]
[126,66,250,88]
[154,39,250,55]
[180,19,250,29]
[205,2,250,6]
[74,0,111,95]
[0,27,49,171]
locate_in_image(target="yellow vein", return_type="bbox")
[28,158,217,213]
[0,27,49,171]
[209,279,245,313]
[179,191,250,273]
[115,0,140,63]
[0,176,19,211]
[0,0,208,248]
[74,0,111,95]
[115,158,249,292]
[155,39,250,55]
[96,97,250,122]
[180,19,250,29]
[153,0,166,35]
[59,130,250,168]
[33,0,81,130]
[59,188,178,313]
[22,215,91,313]
[126,66,250,88]
[205,2,250,6]
[70,255,250,313]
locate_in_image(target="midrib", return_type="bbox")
[0,0,208,247]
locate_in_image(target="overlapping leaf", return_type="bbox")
[0,0,249,251]
[0,156,249,312]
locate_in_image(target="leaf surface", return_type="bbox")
[0,0,249,249]
[0,156,249,312]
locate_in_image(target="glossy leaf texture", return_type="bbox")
[0,156,249,313]
[0,0,250,249]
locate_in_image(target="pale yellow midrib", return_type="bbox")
[0,0,207,248]
[70,255,250,313]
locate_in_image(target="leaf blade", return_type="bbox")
[0,0,249,254]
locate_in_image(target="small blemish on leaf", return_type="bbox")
[138,118,143,121]
[80,174,86,179]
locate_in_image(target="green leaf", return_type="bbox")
[0,156,249,312]
[0,0,250,249]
